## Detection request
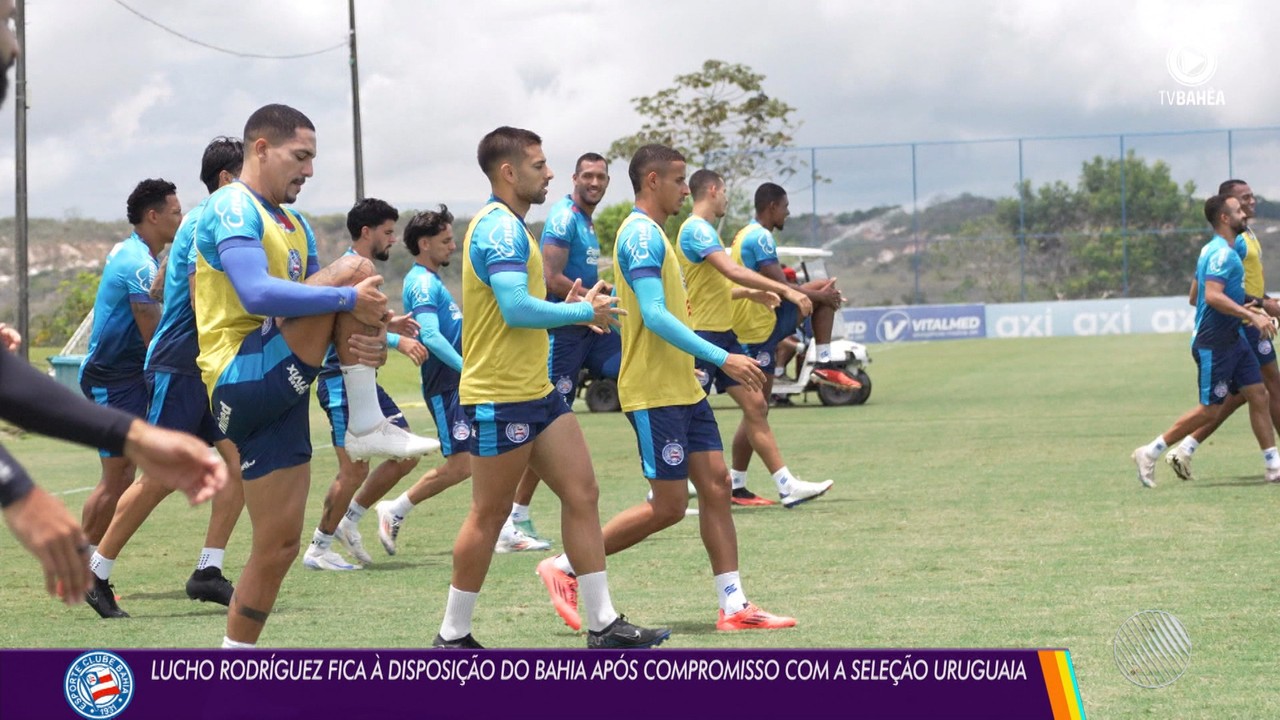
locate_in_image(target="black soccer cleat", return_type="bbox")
[85,576,129,618]
[587,615,670,649]
[186,567,235,606]
[433,633,484,649]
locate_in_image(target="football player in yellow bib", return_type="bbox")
[1168,179,1280,481]
[433,127,668,650]
[537,144,797,632]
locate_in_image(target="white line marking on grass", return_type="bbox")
[54,485,96,497]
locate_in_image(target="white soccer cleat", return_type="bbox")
[302,546,362,571]
[334,523,373,565]
[1165,448,1194,482]
[1132,448,1157,488]
[779,477,834,508]
[374,501,403,556]
[1266,466,1280,483]
[495,522,552,554]
[344,420,441,461]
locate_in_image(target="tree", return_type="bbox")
[607,60,806,224]
[34,271,99,346]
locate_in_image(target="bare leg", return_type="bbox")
[202,439,244,549]
[96,472,171,559]
[405,454,471,505]
[727,385,785,474]
[512,466,541,506]
[528,414,605,576]
[81,457,137,545]
[318,449,369,535]
[353,458,420,510]
[449,445,531,592]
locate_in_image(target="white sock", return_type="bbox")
[510,503,531,523]
[343,502,367,524]
[714,571,749,614]
[578,571,618,633]
[221,636,255,649]
[771,466,796,493]
[89,552,113,581]
[310,530,334,552]
[816,343,832,362]
[773,365,785,377]
[729,469,749,490]
[553,553,575,576]
[1263,447,1280,469]
[196,548,224,571]
[1142,436,1167,459]
[439,586,479,641]
[390,492,415,518]
[1179,437,1200,455]
[341,364,383,435]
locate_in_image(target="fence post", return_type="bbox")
[810,147,819,247]
[1120,135,1128,297]
[911,143,920,304]
[1018,139,1027,302]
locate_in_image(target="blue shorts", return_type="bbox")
[316,376,408,449]
[741,302,801,374]
[1244,324,1278,366]
[146,371,224,445]
[210,318,320,480]
[426,389,469,458]
[81,377,148,458]
[548,325,622,407]
[624,399,722,480]
[694,330,743,394]
[1194,337,1262,406]
[464,390,571,458]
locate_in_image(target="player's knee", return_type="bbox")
[649,493,688,527]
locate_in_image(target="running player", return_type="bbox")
[86,139,247,619]
[507,152,617,548]
[1132,194,1280,487]
[433,126,667,649]
[196,104,436,649]
[726,183,840,505]
[79,178,181,573]
[1166,179,1280,480]
[536,144,795,632]
[303,198,430,571]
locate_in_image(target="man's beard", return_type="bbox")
[374,248,390,262]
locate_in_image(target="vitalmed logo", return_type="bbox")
[1160,45,1225,106]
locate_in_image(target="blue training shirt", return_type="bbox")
[403,263,463,397]
[146,199,206,376]
[81,233,159,385]
[540,194,600,299]
[735,221,779,272]
[1193,234,1247,349]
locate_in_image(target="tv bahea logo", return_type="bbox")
[64,651,134,719]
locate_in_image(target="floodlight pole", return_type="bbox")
[348,0,365,201]
[14,0,28,360]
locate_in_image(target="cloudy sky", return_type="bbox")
[2,0,1276,223]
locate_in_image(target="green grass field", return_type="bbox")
[4,334,1279,718]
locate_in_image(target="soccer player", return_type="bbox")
[374,207,474,554]
[303,198,433,571]
[1131,194,1280,487]
[507,152,617,548]
[433,126,667,649]
[195,104,435,649]
[1166,180,1280,480]
[86,138,248,619]
[676,169,832,510]
[536,144,796,632]
[726,183,842,505]
[78,179,182,564]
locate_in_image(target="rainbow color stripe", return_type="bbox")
[1038,650,1086,719]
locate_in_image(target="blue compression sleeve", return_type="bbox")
[491,271,594,329]
[387,332,401,350]
[414,311,463,372]
[633,276,729,366]
[220,244,357,317]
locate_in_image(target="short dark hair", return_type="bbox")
[346,198,399,241]
[1219,179,1248,195]
[754,182,788,213]
[689,169,724,201]
[1204,193,1233,226]
[477,126,542,178]
[126,178,177,225]
[628,144,686,193]
[199,136,244,193]
[244,104,315,147]
[575,152,607,175]
[403,205,454,256]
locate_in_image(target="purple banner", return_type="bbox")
[843,304,986,343]
[0,648,1080,720]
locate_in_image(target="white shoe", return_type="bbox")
[302,546,362,571]
[779,477,833,508]
[1266,466,1280,483]
[334,523,373,565]
[1165,447,1194,482]
[345,420,441,461]
[375,501,403,556]
[1132,447,1157,488]
[687,479,698,497]
[495,522,552,553]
